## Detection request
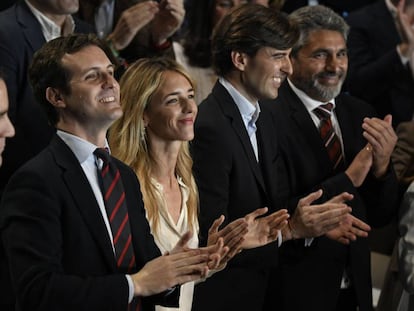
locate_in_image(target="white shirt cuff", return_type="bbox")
[126,274,134,303]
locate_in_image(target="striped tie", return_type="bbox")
[313,103,344,170]
[94,148,136,272]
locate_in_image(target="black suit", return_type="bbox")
[346,0,414,126]
[0,1,93,193]
[0,135,178,311]
[191,82,289,311]
[267,82,398,311]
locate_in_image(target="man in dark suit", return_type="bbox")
[346,0,414,127]
[0,0,93,195]
[191,4,359,311]
[269,5,399,311]
[0,33,220,311]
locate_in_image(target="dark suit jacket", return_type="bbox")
[190,82,289,311]
[266,82,399,311]
[0,1,93,193]
[0,135,178,311]
[346,0,414,126]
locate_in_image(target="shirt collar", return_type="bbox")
[57,130,110,164]
[287,79,336,114]
[25,0,75,42]
[218,77,261,123]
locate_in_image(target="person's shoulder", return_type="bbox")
[0,4,20,28]
[196,92,223,119]
[0,3,36,41]
[337,92,376,115]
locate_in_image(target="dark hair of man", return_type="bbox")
[289,5,349,58]
[183,0,215,68]
[211,3,299,77]
[28,33,117,127]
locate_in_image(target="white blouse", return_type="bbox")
[148,177,199,311]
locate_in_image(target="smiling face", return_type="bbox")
[0,79,15,167]
[236,46,292,102]
[289,29,348,102]
[144,71,197,143]
[54,45,121,136]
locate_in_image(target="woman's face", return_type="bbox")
[212,0,269,27]
[144,71,198,143]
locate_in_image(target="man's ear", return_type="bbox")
[231,51,248,72]
[46,87,66,108]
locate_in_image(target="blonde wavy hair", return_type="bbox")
[108,58,199,237]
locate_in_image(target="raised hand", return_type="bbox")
[345,143,373,187]
[151,0,185,45]
[362,115,397,178]
[241,207,289,249]
[207,215,248,267]
[170,231,225,271]
[285,190,352,240]
[326,214,371,245]
[108,1,159,50]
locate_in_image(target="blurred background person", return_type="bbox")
[77,0,185,67]
[346,0,414,128]
[0,0,92,196]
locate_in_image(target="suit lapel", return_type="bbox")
[50,136,117,270]
[16,2,46,53]
[335,96,355,165]
[256,109,280,200]
[213,83,266,192]
[282,83,334,172]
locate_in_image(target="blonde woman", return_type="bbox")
[109,57,289,311]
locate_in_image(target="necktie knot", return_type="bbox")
[314,103,334,120]
[94,147,111,164]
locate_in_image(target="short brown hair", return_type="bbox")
[28,33,117,126]
[212,4,298,76]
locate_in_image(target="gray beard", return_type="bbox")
[312,79,342,102]
[294,76,344,102]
